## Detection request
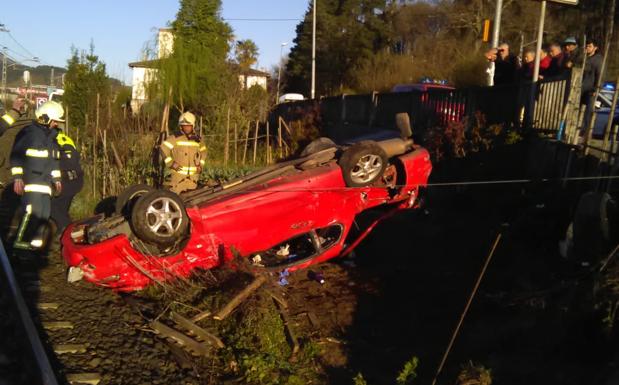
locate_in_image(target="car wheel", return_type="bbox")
[300,137,337,157]
[115,184,155,217]
[131,190,189,247]
[339,141,388,187]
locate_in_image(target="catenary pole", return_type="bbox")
[311,0,316,99]
[532,1,546,82]
[487,0,503,86]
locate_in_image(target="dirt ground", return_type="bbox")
[5,142,619,385]
[247,146,619,385]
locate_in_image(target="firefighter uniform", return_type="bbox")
[0,108,21,137]
[10,122,61,250]
[50,131,83,233]
[160,133,207,194]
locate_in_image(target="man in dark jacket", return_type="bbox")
[11,101,63,251]
[546,43,569,79]
[581,40,603,133]
[494,43,520,86]
[50,129,83,234]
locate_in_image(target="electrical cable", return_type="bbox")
[195,174,619,195]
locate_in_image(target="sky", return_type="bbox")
[0,0,310,84]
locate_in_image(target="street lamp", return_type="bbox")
[276,42,288,105]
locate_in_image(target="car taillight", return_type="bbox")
[71,225,87,244]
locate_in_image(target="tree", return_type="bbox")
[285,0,393,96]
[63,42,109,130]
[152,0,235,114]
[235,39,259,70]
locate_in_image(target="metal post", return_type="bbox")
[311,0,317,99]
[532,1,546,82]
[491,0,503,48]
[487,0,503,86]
[276,42,287,104]
[50,67,54,87]
[1,47,7,105]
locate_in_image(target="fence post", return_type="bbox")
[243,121,249,165]
[253,121,259,165]
[564,68,583,144]
[224,106,230,166]
[278,119,283,159]
[93,93,100,201]
[266,121,271,164]
[234,122,238,164]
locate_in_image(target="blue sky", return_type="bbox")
[0,1,309,84]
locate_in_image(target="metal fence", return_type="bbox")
[270,76,571,144]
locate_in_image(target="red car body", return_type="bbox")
[62,147,432,292]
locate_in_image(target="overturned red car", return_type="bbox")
[62,117,432,291]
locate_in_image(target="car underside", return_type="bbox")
[62,115,433,291]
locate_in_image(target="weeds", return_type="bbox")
[396,356,419,385]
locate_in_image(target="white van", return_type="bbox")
[278,93,305,104]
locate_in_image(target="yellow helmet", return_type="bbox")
[56,133,76,149]
[36,101,65,124]
[178,112,196,126]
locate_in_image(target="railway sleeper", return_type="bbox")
[150,320,211,356]
[169,311,225,349]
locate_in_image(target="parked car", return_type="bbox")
[62,115,432,291]
[391,82,466,125]
[592,83,619,140]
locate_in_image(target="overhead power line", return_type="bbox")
[6,31,37,59]
[224,18,302,21]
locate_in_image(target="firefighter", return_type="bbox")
[10,101,63,251]
[0,98,26,136]
[50,127,83,234]
[160,112,207,194]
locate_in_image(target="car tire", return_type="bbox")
[339,141,388,187]
[115,184,155,217]
[300,137,337,157]
[573,191,615,261]
[130,189,189,247]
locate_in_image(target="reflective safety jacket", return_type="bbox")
[160,132,207,177]
[0,108,21,137]
[54,129,83,179]
[10,122,61,195]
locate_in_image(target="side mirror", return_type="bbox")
[396,112,413,139]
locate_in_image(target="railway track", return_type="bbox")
[0,237,207,385]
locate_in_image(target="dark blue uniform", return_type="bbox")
[10,122,61,250]
[51,130,83,233]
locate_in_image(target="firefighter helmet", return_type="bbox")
[56,133,76,149]
[179,112,196,126]
[36,101,65,124]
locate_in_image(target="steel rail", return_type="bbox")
[0,239,59,385]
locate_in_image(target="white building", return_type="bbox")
[129,28,269,113]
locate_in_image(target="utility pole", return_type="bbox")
[311,0,317,99]
[0,25,9,106]
[276,42,287,104]
[532,1,546,82]
[491,0,503,48]
[50,67,55,87]
[1,47,7,105]
[487,0,503,86]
